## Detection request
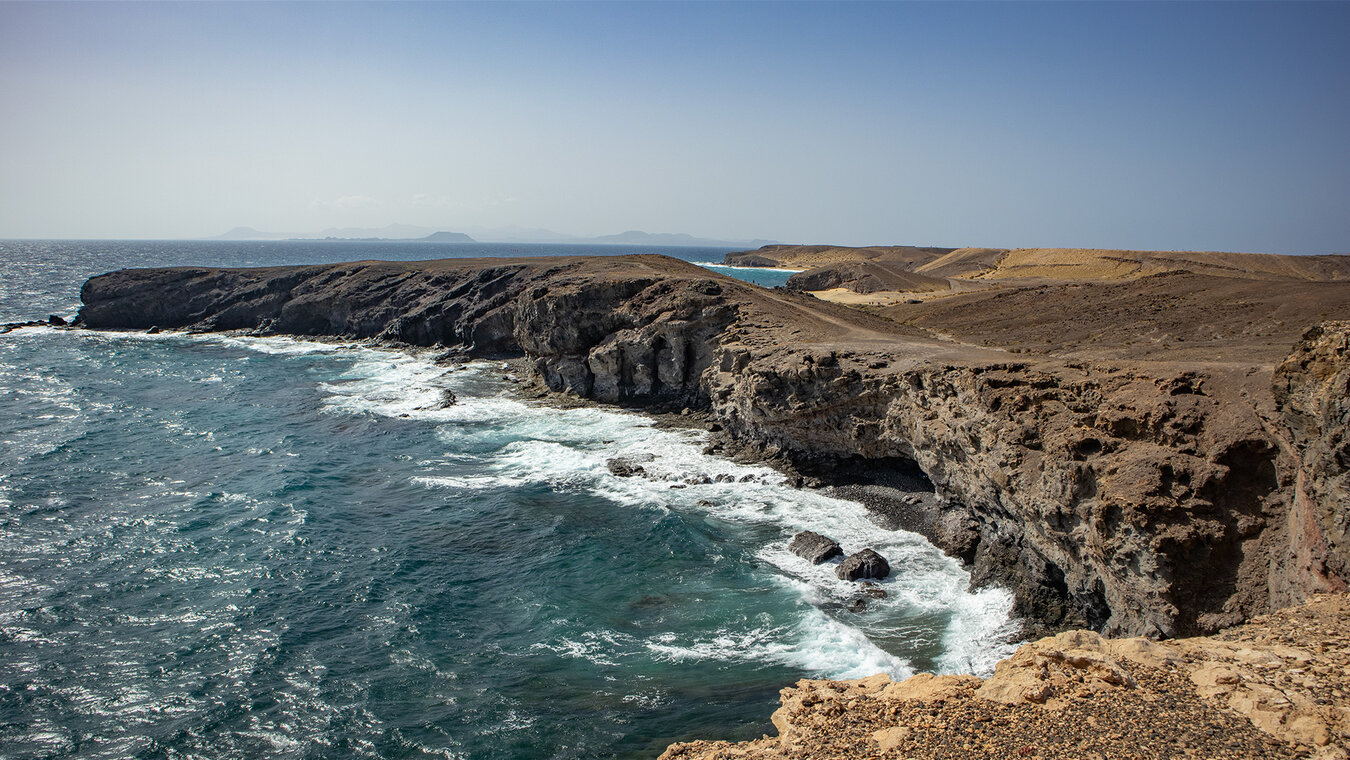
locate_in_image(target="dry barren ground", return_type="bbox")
[662,594,1350,760]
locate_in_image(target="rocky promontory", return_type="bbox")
[78,253,1350,641]
[661,592,1350,760]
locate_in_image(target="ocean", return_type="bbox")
[0,240,1016,760]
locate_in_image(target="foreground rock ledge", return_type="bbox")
[661,594,1350,760]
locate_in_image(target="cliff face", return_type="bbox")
[703,350,1293,637]
[1273,322,1350,596]
[78,256,1350,639]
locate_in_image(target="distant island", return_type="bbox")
[211,226,475,243]
[209,224,775,247]
[294,231,477,243]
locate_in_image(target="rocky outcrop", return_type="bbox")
[79,256,740,408]
[77,255,1350,639]
[1273,322,1350,596]
[788,531,843,564]
[77,260,538,352]
[704,345,1303,637]
[836,549,890,581]
[1,315,71,333]
[660,593,1350,760]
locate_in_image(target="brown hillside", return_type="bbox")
[786,261,951,294]
[969,248,1350,282]
[885,271,1350,363]
[913,247,1009,278]
[725,244,955,270]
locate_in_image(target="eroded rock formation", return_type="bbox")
[1274,322,1350,595]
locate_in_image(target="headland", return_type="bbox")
[74,243,1350,755]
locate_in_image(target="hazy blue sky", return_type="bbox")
[2,1,1347,253]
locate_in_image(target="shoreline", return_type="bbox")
[58,251,1350,757]
[70,254,1350,639]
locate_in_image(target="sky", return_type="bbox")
[1,1,1347,254]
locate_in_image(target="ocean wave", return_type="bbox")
[690,261,806,273]
[286,341,1017,678]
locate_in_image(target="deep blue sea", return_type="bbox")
[0,240,1014,759]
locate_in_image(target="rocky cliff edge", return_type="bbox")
[660,592,1350,760]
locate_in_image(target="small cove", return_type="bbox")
[0,241,1017,759]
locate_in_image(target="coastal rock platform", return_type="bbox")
[660,593,1350,760]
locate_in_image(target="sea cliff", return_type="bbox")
[78,254,1349,642]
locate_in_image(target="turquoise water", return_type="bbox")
[0,241,1015,759]
[679,263,800,289]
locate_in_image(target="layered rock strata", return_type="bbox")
[78,255,1350,639]
[659,593,1350,760]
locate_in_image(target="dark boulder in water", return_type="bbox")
[48,314,67,326]
[836,548,890,581]
[607,458,646,477]
[788,530,843,564]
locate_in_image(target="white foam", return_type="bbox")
[197,337,1019,678]
[646,608,913,681]
[213,335,357,355]
[414,474,525,491]
[531,631,626,668]
[690,261,806,273]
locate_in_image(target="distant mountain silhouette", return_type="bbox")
[589,230,779,247]
[209,224,772,247]
[418,231,475,243]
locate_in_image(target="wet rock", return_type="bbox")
[607,458,646,477]
[788,530,843,565]
[47,314,67,326]
[1,319,50,333]
[848,598,868,613]
[439,388,458,407]
[836,549,891,581]
[860,582,888,599]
